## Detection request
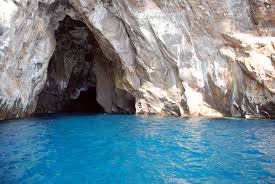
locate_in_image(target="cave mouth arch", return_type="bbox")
[35,16,136,114]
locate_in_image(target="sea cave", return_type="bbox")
[35,16,135,114]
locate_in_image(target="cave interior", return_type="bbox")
[35,16,135,114]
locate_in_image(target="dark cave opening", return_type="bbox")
[61,87,105,113]
[35,16,105,114]
[35,15,136,114]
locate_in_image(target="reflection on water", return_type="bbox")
[0,115,275,184]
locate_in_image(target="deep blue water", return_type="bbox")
[0,114,275,184]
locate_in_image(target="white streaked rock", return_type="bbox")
[0,0,274,119]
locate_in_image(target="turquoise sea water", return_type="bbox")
[0,114,274,184]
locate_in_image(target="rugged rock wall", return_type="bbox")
[0,0,274,119]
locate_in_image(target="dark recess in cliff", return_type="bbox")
[61,87,104,113]
[35,16,135,114]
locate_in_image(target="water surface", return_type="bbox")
[0,114,275,184]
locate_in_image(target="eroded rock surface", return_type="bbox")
[0,0,274,119]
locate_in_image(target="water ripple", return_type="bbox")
[0,115,275,184]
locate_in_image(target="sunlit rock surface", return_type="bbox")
[0,0,274,119]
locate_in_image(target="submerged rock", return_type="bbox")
[0,0,274,119]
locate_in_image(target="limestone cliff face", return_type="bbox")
[0,0,274,119]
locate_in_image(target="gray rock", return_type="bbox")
[0,0,274,119]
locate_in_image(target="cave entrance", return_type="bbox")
[61,87,104,113]
[35,16,136,114]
